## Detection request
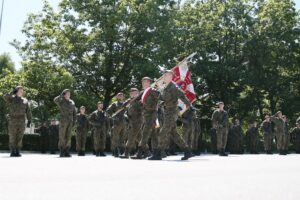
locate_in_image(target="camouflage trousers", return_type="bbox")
[284,133,290,151]
[151,128,159,150]
[111,122,126,150]
[76,129,87,151]
[275,131,286,150]
[58,120,73,150]
[216,128,228,151]
[183,121,194,150]
[248,135,258,152]
[94,127,106,152]
[263,133,273,151]
[8,121,25,150]
[126,119,143,151]
[138,110,157,150]
[158,109,188,151]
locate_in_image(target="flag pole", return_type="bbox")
[0,0,4,36]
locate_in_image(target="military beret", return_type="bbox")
[97,101,103,105]
[117,92,124,96]
[130,88,139,92]
[142,77,153,82]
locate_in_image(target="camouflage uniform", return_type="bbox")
[123,98,143,157]
[107,101,126,156]
[180,108,194,150]
[228,124,244,154]
[290,126,300,153]
[261,120,273,153]
[284,121,289,152]
[153,82,192,160]
[131,87,160,159]
[3,91,32,156]
[246,126,259,154]
[210,128,218,154]
[76,113,89,154]
[54,94,76,156]
[35,125,49,153]
[89,110,107,155]
[270,116,286,154]
[211,109,229,154]
[192,113,201,155]
[49,123,59,154]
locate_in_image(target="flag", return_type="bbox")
[172,61,197,103]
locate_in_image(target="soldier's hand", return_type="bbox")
[27,121,31,128]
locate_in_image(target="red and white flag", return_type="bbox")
[172,61,197,103]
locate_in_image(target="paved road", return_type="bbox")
[0,153,299,200]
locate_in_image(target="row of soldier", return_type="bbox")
[3,70,300,159]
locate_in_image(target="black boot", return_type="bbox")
[148,149,162,160]
[143,149,152,158]
[60,149,65,157]
[181,150,194,160]
[64,149,72,157]
[219,149,228,156]
[193,150,201,156]
[120,149,130,159]
[168,150,177,156]
[131,147,144,159]
[100,151,106,157]
[161,150,167,158]
[279,150,287,155]
[96,151,100,157]
[10,149,16,157]
[15,149,22,157]
[113,148,119,157]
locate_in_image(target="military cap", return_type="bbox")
[62,89,70,94]
[117,92,124,96]
[130,88,139,92]
[216,101,224,105]
[142,77,153,82]
[97,101,103,105]
[275,111,282,116]
[13,86,23,94]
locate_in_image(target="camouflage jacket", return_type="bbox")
[76,113,89,131]
[3,92,32,123]
[54,95,76,122]
[89,110,107,128]
[107,101,126,122]
[126,98,143,120]
[139,88,160,112]
[160,82,190,110]
[270,116,285,134]
[211,109,229,129]
[260,120,272,134]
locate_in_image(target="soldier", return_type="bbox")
[246,121,259,154]
[210,128,218,154]
[54,89,76,157]
[132,77,160,159]
[290,122,300,153]
[3,86,32,157]
[120,88,143,158]
[228,119,244,154]
[76,106,89,156]
[260,115,273,154]
[89,102,107,157]
[192,111,201,155]
[35,122,49,154]
[49,120,59,154]
[282,115,290,154]
[107,93,126,157]
[149,70,193,160]
[211,102,229,156]
[180,107,194,151]
[270,111,286,155]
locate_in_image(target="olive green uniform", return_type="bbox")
[3,91,32,152]
[180,108,194,150]
[89,110,107,153]
[54,95,76,153]
[270,116,286,152]
[228,124,244,154]
[246,126,259,153]
[211,109,229,152]
[291,127,300,153]
[76,113,89,152]
[261,120,273,152]
[107,101,126,154]
[125,98,143,153]
[157,82,191,152]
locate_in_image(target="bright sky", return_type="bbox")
[0,0,300,70]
